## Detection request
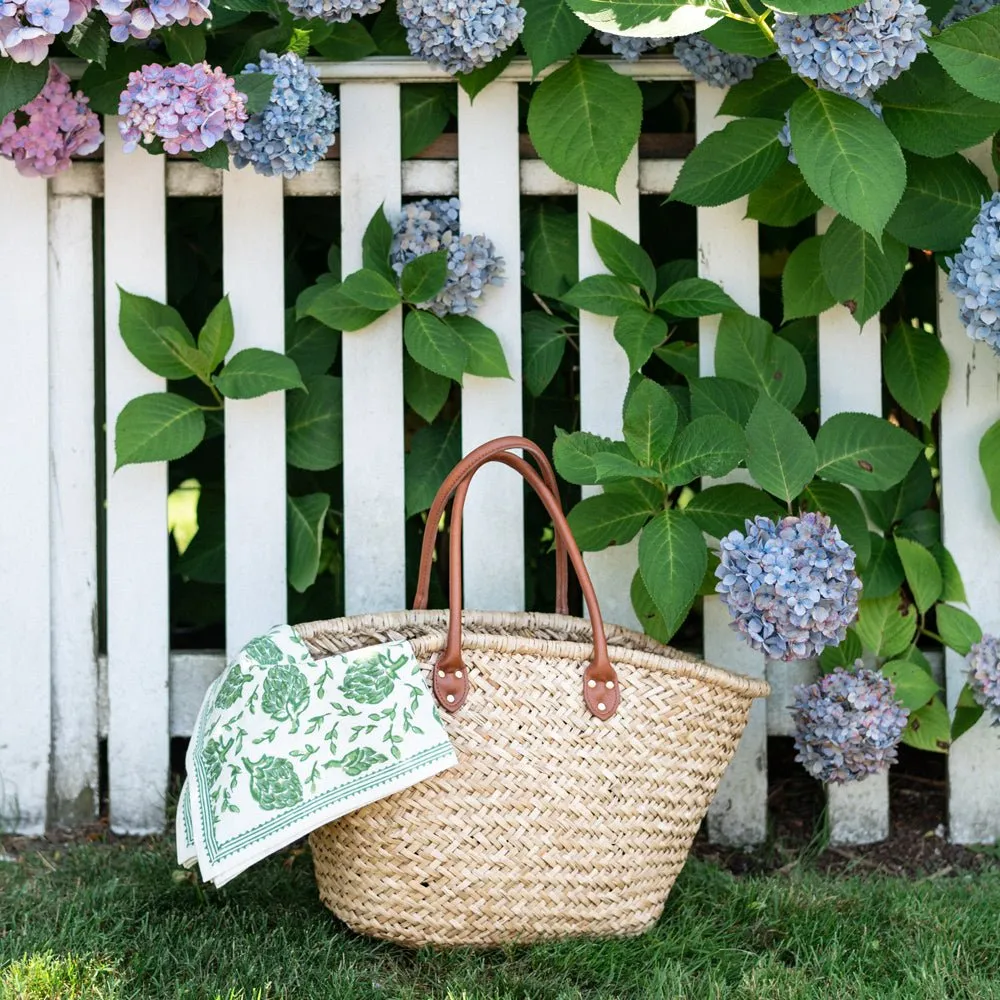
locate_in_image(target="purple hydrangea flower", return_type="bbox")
[947,193,1000,353]
[967,634,1000,726]
[596,32,667,62]
[774,0,931,102]
[716,512,863,661]
[391,198,504,316]
[0,0,90,62]
[227,51,339,178]
[96,0,209,40]
[793,663,910,783]
[673,33,764,86]
[0,62,103,177]
[284,0,382,21]
[118,62,247,155]
[941,0,997,24]
[398,0,525,75]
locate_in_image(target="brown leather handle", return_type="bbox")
[413,436,568,615]
[430,450,620,721]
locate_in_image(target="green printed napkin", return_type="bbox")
[177,625,456,887]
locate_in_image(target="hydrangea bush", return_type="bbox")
[3,0,999,779]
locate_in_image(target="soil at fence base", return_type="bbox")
[691,739,998,878]
[3,740,995,879]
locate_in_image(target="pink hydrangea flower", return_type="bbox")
[0,63,103,177]
[118,62,247,155]
[0,0,90,62]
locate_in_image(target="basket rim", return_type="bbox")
[295,609,771,700]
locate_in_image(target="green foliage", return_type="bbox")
[789,89,906,241]
[0,57,47,119]
[979,418,1000,525]
[744,394,817,502]
[883,325,950,425]
[114,393,206,469]
[520,0,590,74]
[782,236,837,322]
[929,6,1000,103]
[670,118,785,207]
[638,510,707,641]
[400,84,452,158]
[287,493,331,593]
[526,57,642,196]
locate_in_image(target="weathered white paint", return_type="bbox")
[940,143,1000,844]
[457,84,524,611]
[0,161,51,834]
[223,168,288,657]
[53,158,686,203]
[340,84,406,614]
[815,207,890,845]
[49,195,99,827]
[577,148,642,629]
[695,83,768,847]
[103,123,170,834]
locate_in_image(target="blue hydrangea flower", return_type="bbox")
[398,0,524,75]
[774,0,931,101]
[283,0,382,22]
[941,0,997,25]
[672,34,763,86]
[967,634,1000,726]
[947,193,1000,354]
[716,512,863,661]
[596,32,667,62]
[226,51,338,178]
[793,663,909,783]
[390,198,504,316]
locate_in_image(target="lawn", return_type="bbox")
[1,837,999,1000]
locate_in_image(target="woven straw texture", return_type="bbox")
[298,610,769,948]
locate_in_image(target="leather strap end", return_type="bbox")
[433,652,470,713]
[583,661,620,720]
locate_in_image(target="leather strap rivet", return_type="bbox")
[587,679,597,689]
[605,680,615,689]
[455,670,463,679]
[446,694,455,703]
[438,670,445,678]
[597,702,606,712]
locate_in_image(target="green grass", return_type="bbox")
[1,840,999,1000]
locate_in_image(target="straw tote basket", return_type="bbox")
[299,436,769,948]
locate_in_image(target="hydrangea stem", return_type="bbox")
[734,0,775,42]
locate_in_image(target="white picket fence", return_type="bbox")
[2,56,999,847]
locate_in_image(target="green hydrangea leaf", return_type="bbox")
[213,348,305,399]
[615,309,667,372]
[114,392,206,469]
[854,593,917,658]
[520,0,591,75]
[789,88,906,242]
[527,56,642,196]
[287,492,330,593]
[0,57,47,120]
[623,377,679,467]
[522,312,569,396]
[286,375,342,472]
[684,483,784,538]
[782,236,837,322]
[936,604,982,655]
[744,394,817,503]
[929,5,1000,103]
[747,161,823,227]
[860,533,905,599]
[814,412,922,491]
[718,60,807,120]
[664,415,747,488]
[638,509,707,641]
[670,117,786,207]
[883,324,950,425]
[405,420,461,516]
[567,491,653,550]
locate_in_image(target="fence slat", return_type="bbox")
[695,84,767,846]
[0,161,51,833]
[104,125,170,833]
[814,208,889,845]
[49,194,99,826]
[340,84,406,614]
[577,148,641,629]
[457,83,524,611]
[222,169,288,656]
[940,142,1000,843]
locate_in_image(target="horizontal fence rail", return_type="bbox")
[1,57,998,847]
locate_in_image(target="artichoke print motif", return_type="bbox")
[242,636,285,665]
[339,649,409,705]
[202,737,233,787]
[214,664,254,710]
[261,664,311,732]
[328,746,389,777]
[243,755,304,810]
